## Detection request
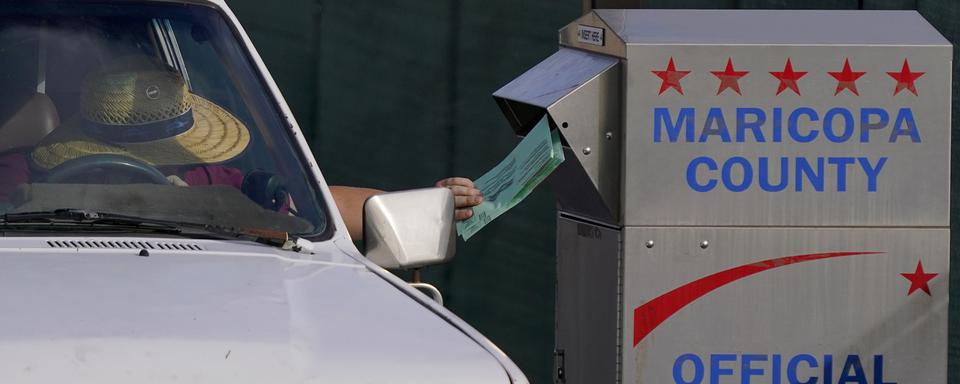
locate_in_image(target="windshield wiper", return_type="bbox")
[0,209,293,248]
[1,209,182,234]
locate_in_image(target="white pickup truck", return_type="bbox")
[0,1,526,383]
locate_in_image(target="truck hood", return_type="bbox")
[0,238,508,384]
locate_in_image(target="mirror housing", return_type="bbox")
[363,188,456,269]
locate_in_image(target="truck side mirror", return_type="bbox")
[363,188,456,269]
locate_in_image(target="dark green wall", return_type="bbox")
[230,1,959,383]
[229,2,579,383]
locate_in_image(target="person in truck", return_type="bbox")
[0,56,481,240]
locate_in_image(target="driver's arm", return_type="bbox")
[171,166,483,240]
[331,178,482,240]
[329,186,381,240]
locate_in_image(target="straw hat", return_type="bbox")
[31,68,250,170]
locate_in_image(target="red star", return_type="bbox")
[711,58,749,95]
[652,57,691,95]
[886,59,925,96]
[770,58,807,96]
[901,260,938,296]
[828,58,866,96]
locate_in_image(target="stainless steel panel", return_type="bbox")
[621,227,948,384]
[623,44,952,226]
[494,48,623,222]
[547,61,622,223]
[550,147,618,224]
[595,10,950,46]
[556,215,621,384]
[494,48,619,112]
[559,11,626,59]
[494,11,953,384]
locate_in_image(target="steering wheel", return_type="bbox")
[42,154,170,184]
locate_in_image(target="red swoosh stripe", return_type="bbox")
[633,251,882,346]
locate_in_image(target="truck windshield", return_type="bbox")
[0,2,329,238]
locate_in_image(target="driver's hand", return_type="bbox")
[435,177,482,221]
[167,175,189,186]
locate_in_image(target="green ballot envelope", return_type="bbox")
[457,116,564,240]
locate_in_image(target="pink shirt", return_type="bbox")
[0,151,29,203]
[181,164,245,188]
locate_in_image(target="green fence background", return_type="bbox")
[228,1,958,383]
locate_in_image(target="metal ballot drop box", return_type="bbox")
[493,10,952,384]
